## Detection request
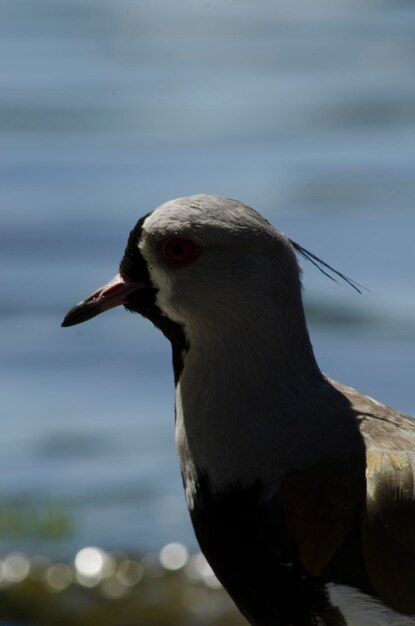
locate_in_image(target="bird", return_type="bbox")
[62,195,415,626]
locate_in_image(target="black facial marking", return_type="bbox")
[190,476,346,626]
[119,213,153,283]
[119,213,188,384]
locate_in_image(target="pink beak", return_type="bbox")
[61,273,145,327]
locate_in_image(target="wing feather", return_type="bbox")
[338,382,415,614]
[281,381,415,615]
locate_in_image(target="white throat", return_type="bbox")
[174,324,328,507]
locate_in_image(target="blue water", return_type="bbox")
[1,0,415,559]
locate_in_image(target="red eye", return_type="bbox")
[161,237,199,266]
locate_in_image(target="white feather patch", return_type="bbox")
[327,584,415,626]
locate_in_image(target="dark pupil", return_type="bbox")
[172,243,184,257]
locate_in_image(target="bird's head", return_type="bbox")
[62,195,304,341]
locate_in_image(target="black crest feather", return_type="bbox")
[289,239,366,294]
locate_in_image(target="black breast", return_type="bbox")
[190,475,346,626]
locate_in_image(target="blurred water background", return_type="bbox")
[1,0,415,564]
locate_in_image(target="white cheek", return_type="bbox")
[327,585,415,626]
[145,259,200,330]
[144,258,181,320]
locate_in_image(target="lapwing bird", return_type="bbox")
[62,195,415,626]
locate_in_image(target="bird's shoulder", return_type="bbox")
[333,380,415,452]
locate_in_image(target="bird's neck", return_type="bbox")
[174,303,332,507]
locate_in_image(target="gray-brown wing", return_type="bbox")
[337,382,415,614]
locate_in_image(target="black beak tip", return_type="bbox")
[61,303,101,328]
[61,306,81,328]
[61,313,75,328]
